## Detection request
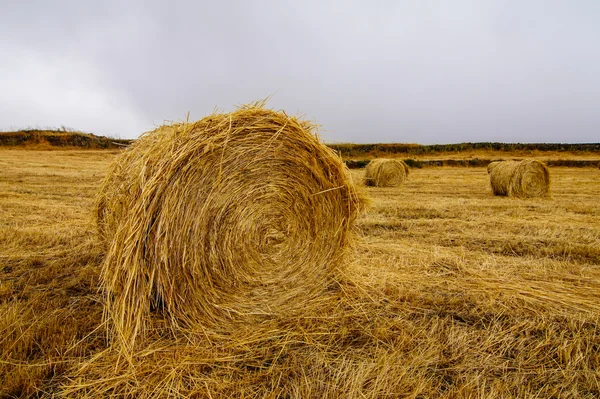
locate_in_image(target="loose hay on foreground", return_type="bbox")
[487,159,550,198]
[2,150,600,398]
[364,158,409,187]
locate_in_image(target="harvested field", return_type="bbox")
[1,149,600,398]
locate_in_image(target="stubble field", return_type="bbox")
[1,149,599,398]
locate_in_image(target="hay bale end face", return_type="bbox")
[487,160,550,198]
[96,103,363,350]
[364,158,409,187]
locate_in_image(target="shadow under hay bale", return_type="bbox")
[95,102,363,352]
[363,158,409,187]
[487,160,550,198]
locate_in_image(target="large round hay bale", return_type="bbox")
[96,103,363,349]
[363,158,409,187]
[487,160,550,197]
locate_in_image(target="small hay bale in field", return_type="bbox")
[487,160,550,197]
[96,102,363,350]
[364,158,409,187]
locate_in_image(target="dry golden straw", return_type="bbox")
[364,158,409,187]
[96,102,363,352]
[487,159,550,198]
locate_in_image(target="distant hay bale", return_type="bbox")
[364,159,409,187]
[487,160,550,198]
[96,102,363,350]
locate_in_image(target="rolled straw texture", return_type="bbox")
[364,159,409,187]
[96,103,363,350]
[488,160,550,198]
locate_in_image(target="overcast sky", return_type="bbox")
[1,1,599,144]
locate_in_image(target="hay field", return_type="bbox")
[1,149,600,398]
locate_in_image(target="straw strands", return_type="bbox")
[364,159,409,187]
[4,147,600,398]
[488,160,550,198]
[95,102,363,352]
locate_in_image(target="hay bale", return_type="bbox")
[487,161,501,175]
[364,158,409,187]
[96,102,363,350]
[487,160,550,197]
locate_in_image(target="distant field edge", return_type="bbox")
[2,132,600,166]
[329,142,600,157]
[0,130,133,149]
[345,158,600,169]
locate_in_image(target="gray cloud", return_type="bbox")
[1,0,599,143]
